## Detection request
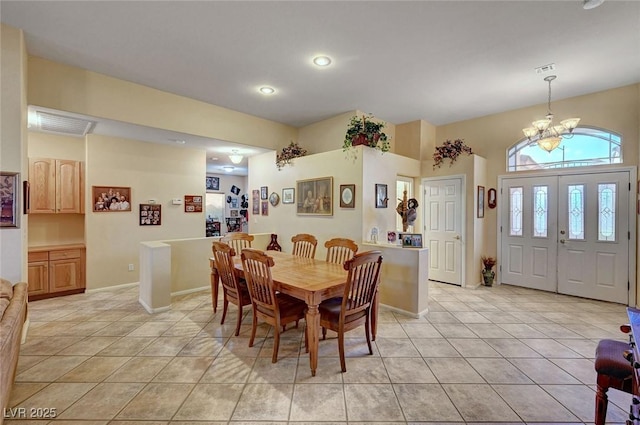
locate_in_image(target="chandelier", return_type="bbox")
[228,149,243,164]
[522,75,580,153]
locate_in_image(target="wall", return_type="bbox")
[85,134,206,289]
[27,56,298,150]
[435,84,640,264]
[27,132,85,246]
[0,24,28,283]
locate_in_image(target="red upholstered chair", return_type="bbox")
[594,329,635,425]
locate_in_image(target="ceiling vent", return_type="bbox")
[535,63,556,74]
[35,111,95,137]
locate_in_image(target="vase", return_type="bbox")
[267,234,282,251]
[482,270,495,286]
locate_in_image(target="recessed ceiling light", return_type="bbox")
[171,139,186,144]
[583,0,604,9]
[313,56,332,67]
[259,86,275,95]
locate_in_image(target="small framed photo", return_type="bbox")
[0,172,19,228]
[282,188,295,204]
[140,204,161,225]
[230,209,239,217]
[185,195,203,212]
[206,176,220,191]
[230,185,241,195]
[252,189,260,214]
[375,183,388,208]
[261,186,268,200]
[92,186,131,212]
[400,233,423,248]
[477,185,485,218]
[340,184,355,208]
[261,200,269,216]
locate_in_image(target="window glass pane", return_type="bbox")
[532,185,548,237]
[598,183,616,242]
[507,127,622,172]
[509,187,523,236]
[568,184,585,240]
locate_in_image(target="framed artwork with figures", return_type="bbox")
[296,177,333,216]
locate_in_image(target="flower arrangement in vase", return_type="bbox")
[433,138,473,169]
[276,141,307,170]
[481,256,497,286]
[343,114,391,156]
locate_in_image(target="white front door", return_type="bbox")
[499,170,631,304]
[557,172,630,303]
[424,177,464,285]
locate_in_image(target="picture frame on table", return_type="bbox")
[375,183,388,208]
[0,172,19,228]
[296,176,333,216]
[477,185,485,218]
[340,184,355,208]
[400,233,423,248]
[206,176,220,191]
[282,188,295,204]
[92,186,131,212]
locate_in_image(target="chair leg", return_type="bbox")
[234,304,243,336]
[365,314,373,355]
[220,298,229,325]
[304,323,309,353]
[249,307,258,347]
[272,325,281,363]
[595,382,609,425]
[322,326,327,340]
[338,329,346,373]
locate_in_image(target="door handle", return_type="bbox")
[560,239,565,244]
[453,235,461,240]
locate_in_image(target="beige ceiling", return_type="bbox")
[3,1,640,172]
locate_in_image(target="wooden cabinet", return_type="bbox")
[28,245,86,300]
[29,158,83,214]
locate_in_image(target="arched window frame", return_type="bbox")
[507,126,622,172]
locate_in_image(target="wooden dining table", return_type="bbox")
[211,250,350,376]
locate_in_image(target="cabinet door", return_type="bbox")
[49,257,82,293]
[57,160,81,213]
[27,261,49,295]
[29,158,56,213]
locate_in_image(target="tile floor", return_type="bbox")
[6,281,634,424]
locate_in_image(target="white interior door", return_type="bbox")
[499,170,631,304]
[557,172,630,303]
[424,177,463,285]
[500,176,558,291]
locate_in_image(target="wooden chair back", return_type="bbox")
[291,233,318,258]
[211,242,241,300]
[240,248,278,321]
[221,232,253,255]
[324,238,358,265]
[341,250,383,317]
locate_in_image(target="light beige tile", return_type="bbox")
[58,336,120,355]
[16,356,89,382]
[341,357,390,383]
[137,336,191,356]
[173,384,244,420]
[200,356,255,383]
[295,356,344,383]
[232,383,293,421]
[19,337,85,356]
[401,323,442,338]
[105,356,171,382]
[344,384,404,421]
[248,357,298,383]
[97,336,156,356]
[177,336,225,357]
[374,338,420,357]
[127,322,174,337]
[116,383,193,420]
[152,356,213,382]
[15,383,96,415]
[467,358,532,384]
[58,383,144,419]
[15,356,49,374]
[58,356,130,382]
[412,338,461,358]
[290,384,346,421]
[492,384,579,422]
[447,338,501,357]
[394,383,462,422]
[443,384,521,422]
[91,321,142,336]
[509,358,581,384]
[7,383,48,407]
[424,358,485,384]
[383,357,437,383]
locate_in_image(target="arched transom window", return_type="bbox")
[507,127,622,172]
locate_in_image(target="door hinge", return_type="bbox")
[500,265,502,272]
[628,281,630,291]
[629,231,631,240]
[500,225,502,233]
[629,182,631,191]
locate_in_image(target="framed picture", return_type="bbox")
[261,200,268,216]
[477,185,485,218]
[400,233,423,248]
[206,176,220,191]
[282,188,295,204]
[92,186,131,212]
[269,192,280,207]
[140,204,161,225]
[340,184,355,208]
[375,183,388,208]
[185,195,203,212]
[252,189,260,214]
[230,184,241,195]
[0,172,19,228]
[296,176,333,216]
[230,209,239,217]
[230,197,238,208]
[487,188,497,209]
[260,186,268,200]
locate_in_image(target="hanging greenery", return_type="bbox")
[433,139,473,168]
[276,141,307,170]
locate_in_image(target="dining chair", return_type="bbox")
[324,238,358,265]
[221,232,254,254]
[291,233,317,258]
[320,250,383,372]
[211,242,252,336]
[241,248,307,363]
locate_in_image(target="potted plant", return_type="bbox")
[433,138,473,169]
[276,141,307,170]
[343,114,391,154]
[481,256,497,286]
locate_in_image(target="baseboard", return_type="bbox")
[138,297,171,314]
[379,302,428,319]
[171,285,210,297]
[86,281,139,293]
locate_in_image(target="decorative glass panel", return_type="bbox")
[509,187,523,236]
[598,183,616,242]
[532,185,548,237]
[507,127,622,172]
[568,184,585,240]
